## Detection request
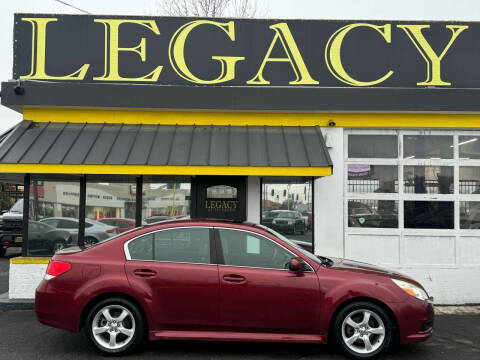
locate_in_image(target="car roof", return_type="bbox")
[142,218,265,230]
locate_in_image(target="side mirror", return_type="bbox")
[289,257,306,273]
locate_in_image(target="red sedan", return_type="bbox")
[98,218,136,233]
[35,220,433,358]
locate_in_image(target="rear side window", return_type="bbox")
[118,220,133,228]
[58,219,78,229]
[126,227,211,264]
[127,234,153,261]
[101,219,115,226]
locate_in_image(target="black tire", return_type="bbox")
[51,239,65,253]
[84,236,98,246]
[0,247,6,257]
[333,301,393,359]
[84,297,145,356]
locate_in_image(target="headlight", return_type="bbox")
[392,279,429,301]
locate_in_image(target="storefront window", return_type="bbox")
[28,180,80,256]
[261,181,313,244]
[404,166,453,194]
[404,201,454,229]
[348,200,398,228]
[142,182,191,224]
[459,136,480,159]
[403,135,453,159]
[86,182,136,241]
[459,167,480,194]
[348,165,398,193]
[460,201,480,229]
[348,135,398,158]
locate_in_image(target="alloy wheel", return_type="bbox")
[91,305,136,350]
[341,309,386,355]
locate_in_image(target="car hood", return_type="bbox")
[328,257,418,283]
[1,212,23,220]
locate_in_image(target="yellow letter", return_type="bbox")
[169,20,244,84]
[397,24,468,86]
[20,18,90,80]
[247,23,318,85]
[325,23,393,86]
[94,19,163,82]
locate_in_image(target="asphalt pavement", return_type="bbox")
[0,309,478,360]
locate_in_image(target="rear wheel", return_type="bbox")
[84,236,97,246]
[52,239,65,253]
[84,298,144,356]
[334,301,393,359]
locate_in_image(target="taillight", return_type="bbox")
[45,260,71,280]
[106,229,115,234]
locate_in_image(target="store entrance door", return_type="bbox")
[191,176,247,222]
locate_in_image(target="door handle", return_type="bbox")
[133,269,157,277]
[222,274,246,283]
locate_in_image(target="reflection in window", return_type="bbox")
[154,228,210,263]
[348,135,398,158]
[404,166,453,194]
[348,200,398,228]
[206,185,237,199]
[28,181,80,256]
[404,201,454,229]
[261,181,313,244]
[348,165,398,193]
[403,135,453,159]
[142,183,191,224]
[459,136,480,159]
[459,167,480,194]
[460,202,480,229]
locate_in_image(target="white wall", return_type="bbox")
[9,263,47,299]
[315,127,345,258]
[247,176,261,223]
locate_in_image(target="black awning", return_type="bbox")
[0,121,332,177]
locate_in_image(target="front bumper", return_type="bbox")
[389,297,434,344]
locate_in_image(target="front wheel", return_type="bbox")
[334,301,393,359]
[84,298,144,356]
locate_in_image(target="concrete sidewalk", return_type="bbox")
[0,310,479,360]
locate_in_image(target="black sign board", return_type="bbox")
[11,14,480,88]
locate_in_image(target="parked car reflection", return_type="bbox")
[28,221,73,255]
[39,217,118,246]
[264,210,306,235]
[348,201,398,228]
[99,218,136,233]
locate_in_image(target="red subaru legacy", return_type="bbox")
[35,220,433,358]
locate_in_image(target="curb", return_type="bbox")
[0,293,34,311]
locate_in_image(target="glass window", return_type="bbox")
[348,165,398,193]
[460,201,480,229]
[459,167,480,194]
[459,136,480,159]
[404,166,453,194]
[261,181,313,243]
[206,185,237,199]
[28,180,80,256]
[403,135,453,159]
[218,229,293,270]
[348,135,397,158]
[154,228,210,264]
[142,182,191,223]
[404,201,454,229]
[128,234,153,261]
[348,200,398,228]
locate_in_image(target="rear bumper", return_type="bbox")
[35,279,78,333]
[0,231,22,247]
[389,297,434,344]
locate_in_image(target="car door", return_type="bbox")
[124,226,219,331]
[216,227,321,334]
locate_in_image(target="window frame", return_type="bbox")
[123,226,216,266]
[213,227,314,272]
[345,129,480,235]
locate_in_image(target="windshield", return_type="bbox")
[256,224,323,266]
[10,199,23,213]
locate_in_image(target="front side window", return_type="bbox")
[218,229,293,270]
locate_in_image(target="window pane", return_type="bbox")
[404,166,453,194]
[261,181,312,244]
[403,135,453,159]
[28,181,80,256]
[218,229,292,270]
[459,167,480,194]
[404,201,453,229]
[348,165,398,193]
[348,135,397,158]
[142,183,191,223]
[206,185,237,199]
[460,201,480,229]
[154,228,210,263]
[459,136,480,159]
[128,234,153,260]
[348,200,398,228]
